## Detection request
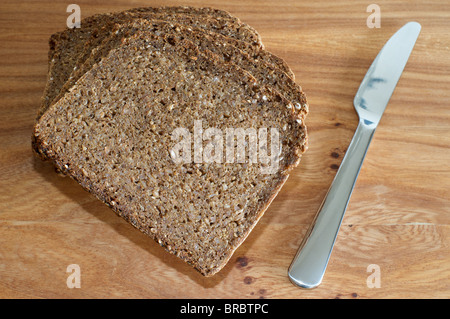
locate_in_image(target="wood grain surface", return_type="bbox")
[1,0,449,299]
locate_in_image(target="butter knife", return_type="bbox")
[288,22,421,289]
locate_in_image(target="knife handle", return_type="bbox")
[288,120,376,288]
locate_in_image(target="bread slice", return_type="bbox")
[33,19,307,160]
[48,6,262,63]
[40,7,295,121]
[37,19,307,130]
[40,8,263,121]
[33,32,307,276]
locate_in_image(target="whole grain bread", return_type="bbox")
[38,19,307,133]
[39,7,295,121]
[33,32,307,276]
[41,8,262,121]
[48,6,260,62]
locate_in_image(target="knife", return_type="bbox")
[288,22,421,289]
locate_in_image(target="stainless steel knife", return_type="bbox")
[288,22,421,289]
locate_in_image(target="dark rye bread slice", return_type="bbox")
[38,19,296,122]
[48,6,262,60]
[33,19,307,160]
[40,8,267,121]
[40,19,307,131]
[33,33,308,276]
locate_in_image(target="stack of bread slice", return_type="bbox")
[32,6,308,276]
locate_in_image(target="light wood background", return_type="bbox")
[1,0,449,299]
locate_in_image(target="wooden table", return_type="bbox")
[1,0,449,299]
